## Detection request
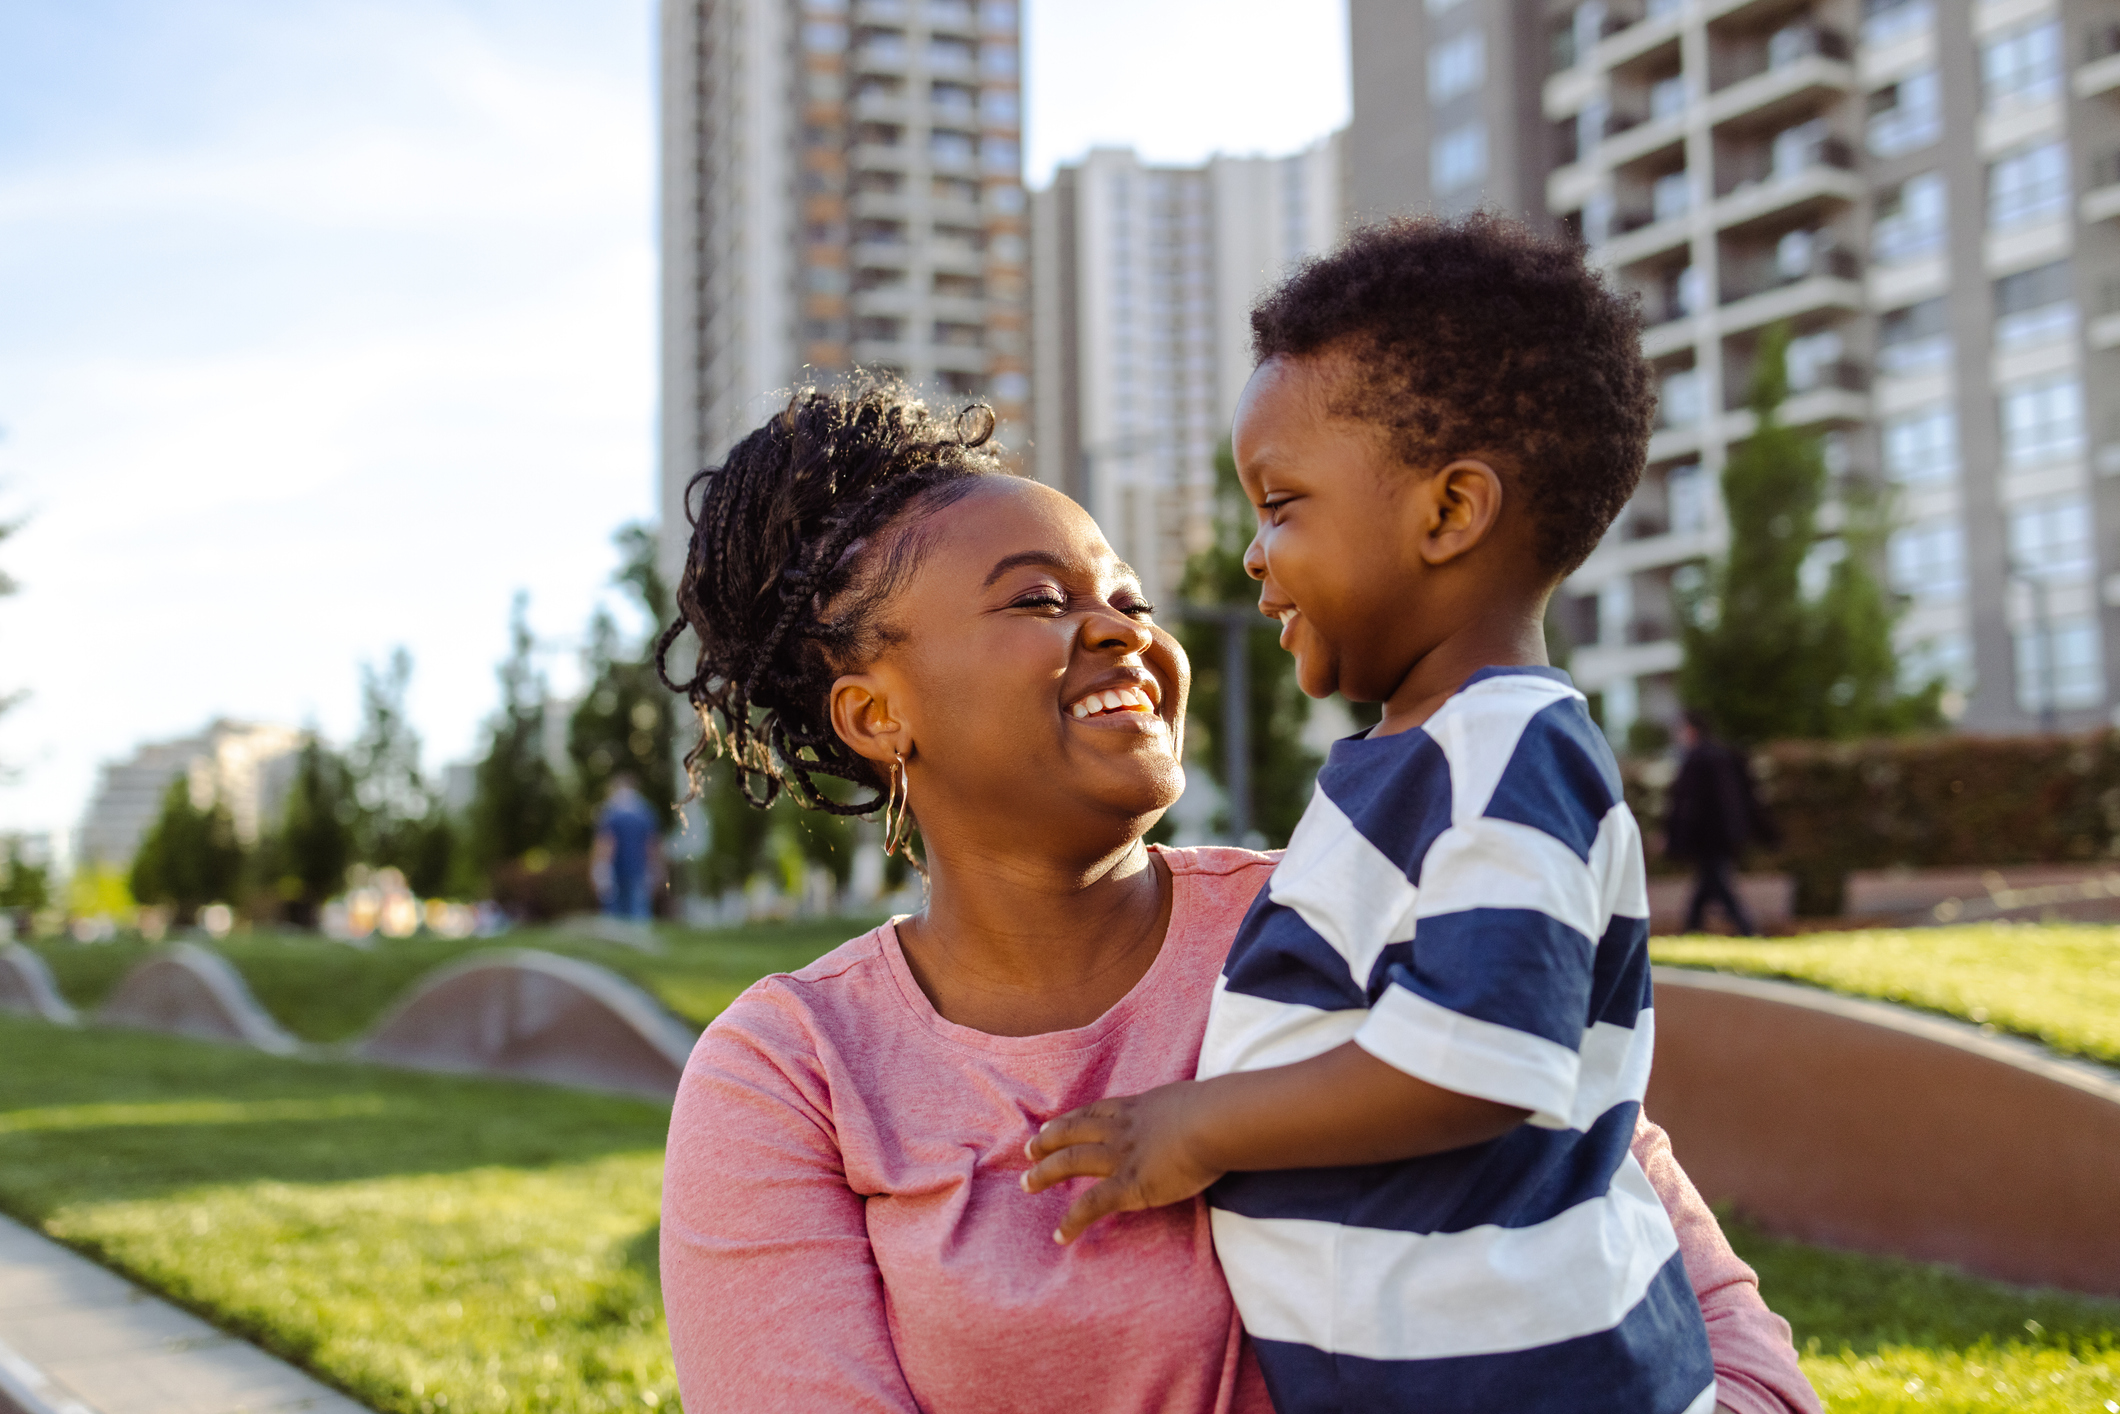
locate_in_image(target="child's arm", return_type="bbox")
[1021,1041,1527,1244]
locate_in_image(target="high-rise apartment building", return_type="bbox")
[1350,0,2120,739]
[658,0,1028,572]
[77,721,304,867]
[1029,137,1345,604]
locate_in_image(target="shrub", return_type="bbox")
[1626,729,2120,915]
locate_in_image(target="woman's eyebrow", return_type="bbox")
[982,550,1141,588]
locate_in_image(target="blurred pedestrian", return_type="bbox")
[591,774,663,920]
[1665,710,1776,935]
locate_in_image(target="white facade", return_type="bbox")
[659,0,1028,583]
[1030,135,1345,605]
[76,720,304,866]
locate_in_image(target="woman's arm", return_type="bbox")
[662,990,918,1414]
[1633,1113,1822,1414]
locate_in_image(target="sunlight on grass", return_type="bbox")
[1652,923,2120,1066]
[47,1157,672,1414]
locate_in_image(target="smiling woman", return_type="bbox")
[652,378,1815,1414]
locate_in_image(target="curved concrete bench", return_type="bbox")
[1647,967,2120,1297]
[0,944,76,1024]
[355,950,697,1101]
[95,943,299,1054]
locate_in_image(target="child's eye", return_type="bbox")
[1120,599,1156,618]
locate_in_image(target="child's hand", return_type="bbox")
[1021,1082,1226,1244]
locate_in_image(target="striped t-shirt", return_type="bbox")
[1198,666,1716,1414]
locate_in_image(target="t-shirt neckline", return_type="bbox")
[875,846,1196,1056]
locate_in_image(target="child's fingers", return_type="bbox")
[1055,1177,1143,1244]
[1023,1106,1112,1162]
[1020,1141,1116,1195]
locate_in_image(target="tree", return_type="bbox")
[348,647,456,895]
[469,593,563,874]
[130,777,244,925]
[566,525,679,845]
[1678,324,1940,745]
[1173,442,1320,846]
[0,837,50,913]
[265,736,357,926]
[0,492,23,780]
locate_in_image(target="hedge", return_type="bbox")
[1624,729,2120,916]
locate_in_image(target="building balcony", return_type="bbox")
[931,342,987,373]
[1597,111,1688,172]
[1570,639,1686,689]
[1720,268,1865,336]
[1712,152,1862,236]
[2082,28,2120,98]
[850,142,912,172]
[1707,45,1855,134]
[851,91,912,123]
[1641,315,1699,361]
[1597,211,1694,269]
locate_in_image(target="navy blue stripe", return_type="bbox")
[1209,1100,1640,1234]
[1221,895,1366,1010]
[1383,907,1595,1050]
[1482,698,1622,861]
[1314,727,1454,881]
[1590,913,1653,1029]
[1249,1251,1713,1414]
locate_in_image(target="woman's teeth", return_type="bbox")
[1277,609,1297,628]
[1069,686,1154,719]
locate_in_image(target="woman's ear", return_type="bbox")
[1418,457,1505,566]
[830,672,908,768]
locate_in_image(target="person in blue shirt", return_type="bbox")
[592,774,664,921]
[1025,214,1720,1414]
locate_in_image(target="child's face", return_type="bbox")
[1230,355,1436,703]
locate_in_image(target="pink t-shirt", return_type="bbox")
[662,846,1820,1414]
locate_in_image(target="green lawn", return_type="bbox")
[25,917,871,1041]
[1652,923,2120,1068]
[7,916,2120,1412]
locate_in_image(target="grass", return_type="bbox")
[1729,1219,2120,1411]
[1651,923,2120,1068]
[8,917,2120,1411]
[25,916,871,1042]
[0,1015,674,1414]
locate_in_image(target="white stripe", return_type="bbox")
[1682,1381,1721,1414]
[1213,1154,1683,1361]
[1357,982,1579,1123]
[1414,816,1605,943]
[1592,801,1650,923]
[1565,1010,1655,1131]
[1269,788,1420,986]
[1425,677,1575,826]
[1197,976,1368,1079]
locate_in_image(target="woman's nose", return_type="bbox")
[1081,604,1154,654]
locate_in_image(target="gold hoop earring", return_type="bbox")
[882,751,912,860]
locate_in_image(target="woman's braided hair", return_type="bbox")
[656,377,1004,815]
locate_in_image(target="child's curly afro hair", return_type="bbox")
[1251,212,1654,577]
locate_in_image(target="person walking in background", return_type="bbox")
[1666,710,1776,936]
[591,774,663,921]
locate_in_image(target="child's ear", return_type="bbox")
[1418,458,1506,566]
[830,673,910,768]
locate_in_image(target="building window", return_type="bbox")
[931,129,976,165]
[1982,19,2063,111]
[1994,260,2077,348]
[1659,368,1703,426]
[1872,171,1946,263]
[981,41,1018,76]
[979,0,1017,30]
[2000,375,2085,467]
[1650,74,1685,119]
[1866,70,1941,157]
[2014,616,2104,711]
[2008,495,2096,579]
[1861,0,1933,48]
[981,88,1019,123]
[1878,298,1952,375]
[1888,518,1967,601]
[1667,462,1709,533]
[803,20,847,51]
[1431,122,1487,192]
[1901,633,1972,692]
[1883,405,1959,485]
[1770,119,1836,179]
[981,135,1019,173]
[1786,328,1847,392]
[1989,142,2070,229]
[1652,170,1690,221]
[1429,32,1485,104]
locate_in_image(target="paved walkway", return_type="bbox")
[0,1215,369,1414]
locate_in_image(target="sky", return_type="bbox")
[0,0,1349,857]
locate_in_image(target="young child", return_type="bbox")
[1024,214,1718,1413]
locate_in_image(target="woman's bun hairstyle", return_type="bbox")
[657,376,1002,815]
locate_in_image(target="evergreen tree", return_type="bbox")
[1678,325,1939,744]
[347,647,456,893]
[0,837,51,913]
[130,777,245,924]
[266,736,357,926]
[469,593,563,874]
[1174,442,1319,846]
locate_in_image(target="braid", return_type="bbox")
[658,376,1004,816]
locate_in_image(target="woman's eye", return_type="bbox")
[1012,592,1066,611]
[1122,600,1156,618]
